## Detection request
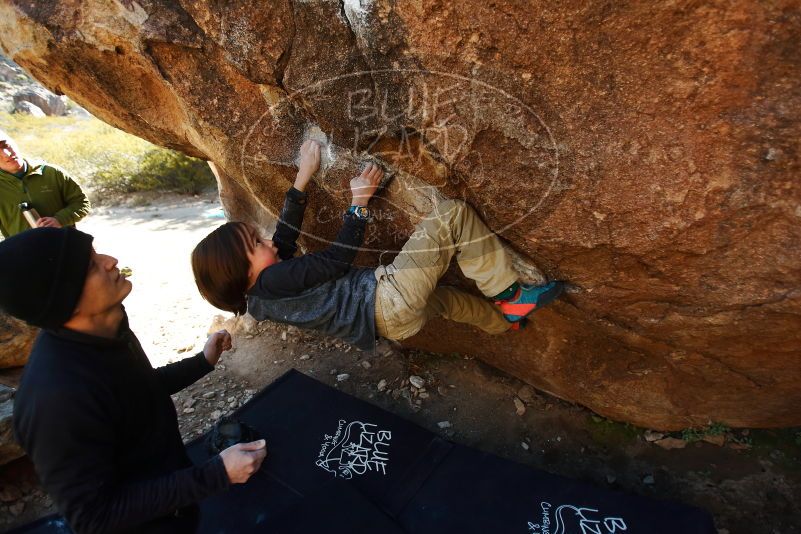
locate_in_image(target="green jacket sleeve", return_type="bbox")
[52,167,91,226]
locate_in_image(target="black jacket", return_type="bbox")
[13,315,229,534]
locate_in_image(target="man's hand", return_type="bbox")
[294,139,321,192]
[35,217,62,228]
[220,440,267,484]
[350,163,383,206]
[203,329,232,367]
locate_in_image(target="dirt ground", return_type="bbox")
[1,193,799,533]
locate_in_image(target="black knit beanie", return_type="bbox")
[0,227,94,328]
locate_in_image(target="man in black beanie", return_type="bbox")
[0,228,267,534]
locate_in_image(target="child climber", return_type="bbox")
[192,140,563,352]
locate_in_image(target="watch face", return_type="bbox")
[356,207,369,218]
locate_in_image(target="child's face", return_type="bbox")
[244,227,280,288]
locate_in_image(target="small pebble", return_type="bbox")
[299,354,311,360]
[202,392,216,399]
[409,375,425,389]
[377,379,388,391]
[337,373,350,382]
[360,360,372,369]
[643,474,655,485]
[437,421,451,429]
[521,442,530,451]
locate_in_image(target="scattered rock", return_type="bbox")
[419,392,429,399]
[202,392,216,399]
[1,397,24,465]
[360,360,372,370]
[642,474,655,485]
[9,501,24,516]
[701,434,726,447]
[644,430,665,442]
[437,386,448,396]
[182,407,195,414]
[0,484,21,502]
[521,442,530,451]
[606,474,616,484]
[513,397,526,416]
[377,379,388,392]
[210,410,222,419]
[516,385,535,404]
[409,375,425,389]
[654,437,687,450]
[299,354,310,360]
[728,442,752,450]
[437,421,451,429]
[336,373,350,382]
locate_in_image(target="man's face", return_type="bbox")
[73,250,133,317]
[0,134,24,174]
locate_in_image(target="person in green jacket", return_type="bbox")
[0,129,90,238]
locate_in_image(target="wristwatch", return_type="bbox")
[346,205,372,220]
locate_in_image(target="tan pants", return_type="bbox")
[374,199,518,341]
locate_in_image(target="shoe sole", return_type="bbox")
[503,281,564,322]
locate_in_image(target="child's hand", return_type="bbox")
[294,139,321,192]
[203,329,232,366]
[350,163,383,206]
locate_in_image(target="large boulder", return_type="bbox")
[0,0,798,430]
[0,385,22,465]
[0,313,36,369]
[12,86,67,116]
[12,99,45,117]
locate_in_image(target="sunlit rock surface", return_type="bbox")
[1,0,798,429]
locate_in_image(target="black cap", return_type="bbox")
[0,227,94,328]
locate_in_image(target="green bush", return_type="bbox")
[133,149,215,194]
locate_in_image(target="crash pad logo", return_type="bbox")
[528,502,627,534]
[315,419,392,479]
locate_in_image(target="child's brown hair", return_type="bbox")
[191,221,257,315]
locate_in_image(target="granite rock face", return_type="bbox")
[1,0,798,430]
